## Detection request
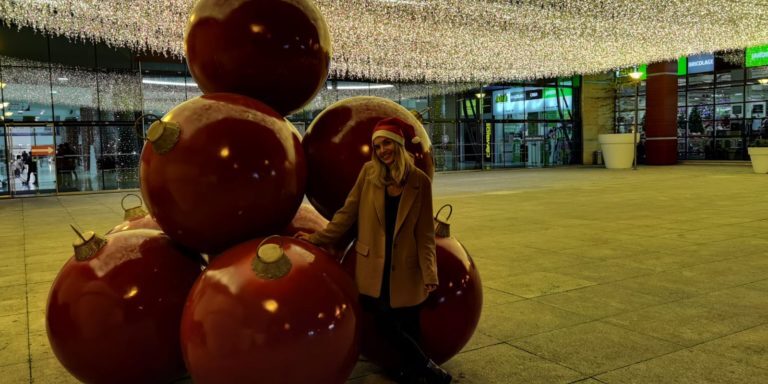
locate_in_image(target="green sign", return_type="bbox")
[678,57,687,75]
[746,45,768,68]
[618,64,647,80]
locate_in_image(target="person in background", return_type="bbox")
[297,117,451,384]
[23,151,38,186]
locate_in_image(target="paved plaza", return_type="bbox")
[1,164,768,383]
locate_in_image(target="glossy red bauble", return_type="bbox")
[185,0,331,116]
[303,96,434,219]
[282,203,329,236]
[46,229,202,384]
[140,93,306,255]
[181,236,360,384]
[282,203,352,262]
[419,233,483,364]
[340,218,482,367]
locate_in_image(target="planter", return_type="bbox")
[598,133,636,169]
[748,147,768,174]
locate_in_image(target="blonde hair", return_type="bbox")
[372,141,414,186]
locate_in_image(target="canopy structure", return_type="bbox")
[1,0,767,82]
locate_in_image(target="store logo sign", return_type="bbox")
[688,53,714,74]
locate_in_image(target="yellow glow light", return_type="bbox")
[219,147,230,158]
[123,286,139,299]
[262,299,278,313]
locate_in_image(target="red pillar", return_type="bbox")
[645,61,678,165]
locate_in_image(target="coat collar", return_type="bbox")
[370,167,421,235]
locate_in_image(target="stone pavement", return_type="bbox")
[1,164,767,383]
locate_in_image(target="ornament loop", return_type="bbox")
[121,193,148,220]
[132,113,161,141]
[434,204,453,238]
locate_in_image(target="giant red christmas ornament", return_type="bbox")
[184,0,331,116]
[140,93,306,255]
[181,236,359,384]
[341,205,482,368]
[420,205,483,364]
[282,203,352,262]
[106,194,161,234]
[303,96,434,219]
[46,228,202,384]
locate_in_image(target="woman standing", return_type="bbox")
[298,117,450,384]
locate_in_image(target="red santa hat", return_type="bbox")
[371,117,421,146]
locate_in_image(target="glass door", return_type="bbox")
[6,124,57,196]
[0,125,8,197]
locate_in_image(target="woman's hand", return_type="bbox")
[425,284,438,293]
[294,231,312,242]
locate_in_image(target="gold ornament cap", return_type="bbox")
[121,194,148,220]
[252,242,292,280]
[71,225,107,261]
[146,120,180,154]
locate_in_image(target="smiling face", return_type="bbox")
[373,136,397,166]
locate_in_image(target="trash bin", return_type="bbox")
[593,150,603,165]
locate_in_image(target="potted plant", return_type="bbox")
[598,131,636,169]
[748,139,768,174]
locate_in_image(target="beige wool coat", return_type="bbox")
[308,161,438,308]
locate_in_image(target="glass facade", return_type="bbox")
[0,24,581,198]
[616,54,768,161]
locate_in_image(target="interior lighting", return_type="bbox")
[2,1,768,82]
[629,71,643,80]
[758,78,768,85]
[4,111,13,117]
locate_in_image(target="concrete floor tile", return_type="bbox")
[0,313,28,336]
[743,279,768,292]
[550,260,656,284]
[692,324,768,370]
[484,272,596,298]
[595,349,768,384]
[30,357,81,384]
[556,244,655,262]
[459,330,503,354]
[442,344,584,384]
[0,284,28,316]
[0,362,30,383]
[482,286,526,307]
[29,331,55,361]
[478,300,591,341]
[603,296,765,347]
[534,284,667,319]
[610,272,716,301]
[511,322,682,376]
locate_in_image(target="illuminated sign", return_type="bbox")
[687,53,714,74]
[485,122,492,160]
[746,45,768,68]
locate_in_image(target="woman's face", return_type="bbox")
[373,136,396,166]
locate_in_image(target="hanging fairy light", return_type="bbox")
[1,0,767,82]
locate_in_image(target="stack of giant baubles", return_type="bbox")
[45,0,356,383]
[46,0,482,382]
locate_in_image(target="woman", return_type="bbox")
[298,117,451,384]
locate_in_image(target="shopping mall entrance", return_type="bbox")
[2,123,57,197]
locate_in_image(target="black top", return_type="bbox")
[381,190,401,306]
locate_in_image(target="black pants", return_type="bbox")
[360,294,428,374]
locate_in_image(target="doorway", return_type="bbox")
[4,124,57,196]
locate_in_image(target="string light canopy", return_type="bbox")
[1,0,767,83]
